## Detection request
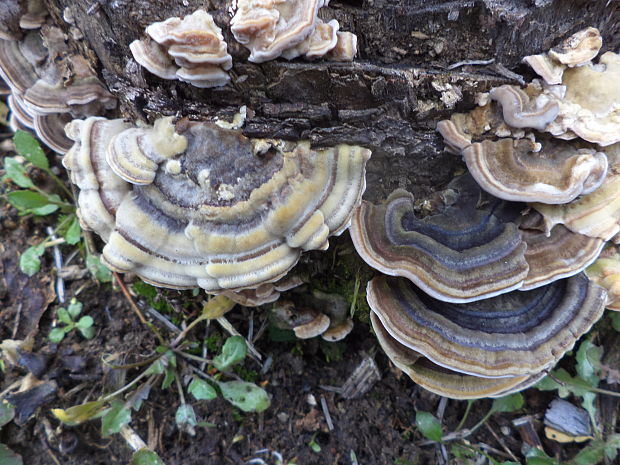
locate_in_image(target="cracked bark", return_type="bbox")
[40,0,619,202]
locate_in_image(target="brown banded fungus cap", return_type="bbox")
[463,138,608,204]
[586,248,620,311]
[0,22,116,152]
[130,9,232,88]
[489,85,560,132]
[520,213,605,290]
[63,116,371,293]
[371,313,544,399]
[368,274,606,378]
[350,175,529,303]
[230,0,357,63]
[271,301,331,339]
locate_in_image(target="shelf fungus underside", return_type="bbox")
[63,117,371,293]
[368,274,606,380]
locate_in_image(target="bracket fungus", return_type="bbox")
[63,116,371,293]
[368,274,606,380]
[521,215,605,290]
[130,9,233,88]
[230,0,357,63]
[371,313,544,399]
[350,175,529,303]
[0,20,116,152]
[586,249,620,311]
[462,138,608,204]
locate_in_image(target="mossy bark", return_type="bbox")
[43,0,619,200]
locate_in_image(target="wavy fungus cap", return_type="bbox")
[371,313,544,399]
[130,9,232,88]
[63,116,371,293]
[350,175,529,303]
[0,27,115,152]
[463,138,608,204]
[521,214,605,290]
[367,274,606,379]
[230,0,356,63]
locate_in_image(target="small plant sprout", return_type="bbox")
[49,298,95,342]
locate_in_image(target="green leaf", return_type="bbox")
[77,315,94,329]
[51,400,106,426]
[57,307,73,325]
[415,411,443,442]
[101,400,131,437]
[535,368,592,398]
[219,380,270,413]
[0,400,15,428]
[14,130,49,168]
[30,204,59,216]
[213,336,247,371]
[188,378,217,401]
[576,339,603,386]
[0,444,23,465]
[85,254,112,283]
[19,244,45,276]
[131,449,165,465]
[7,190,51,211]
[49,327,67,343]
[63,216,81,245]
[78,325,96,340]
[611,312,620,332]
[3,158,34,188]
[175,404,198,433]
[132,281,158,299]
[573,440,606,465]
[309,439,321,453]
[145,358,166,376]
[525,448,559,465]
[67,299,83,319]
[161,366,175,390]
[490,393,524,414]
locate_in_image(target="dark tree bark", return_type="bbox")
[43,0,619,200]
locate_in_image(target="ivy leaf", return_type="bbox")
[415,411,443,442]
[131,449,165,465]
[490,393,524,414]
[86,254,112,283]
[0,444,23,465]
[19,244,45,276]
[188,378,217,401]
[213,336,247,372]
[101,400,131,436]
[219,381,270,413]
[63,216,82,245]
[3,157,34,188]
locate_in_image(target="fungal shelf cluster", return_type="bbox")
[351,27,618,399]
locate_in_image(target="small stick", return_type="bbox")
[321,396,334,431]
[484,422,519,462]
